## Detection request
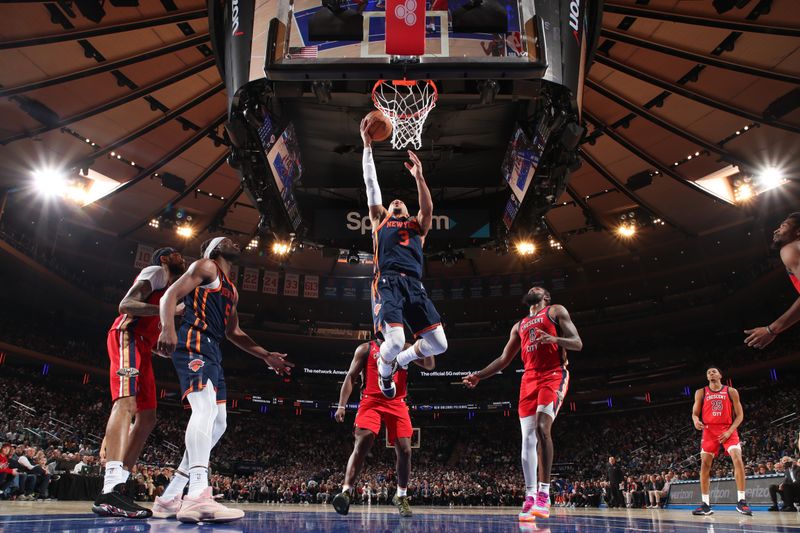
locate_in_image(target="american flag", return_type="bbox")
[289,45,319,59]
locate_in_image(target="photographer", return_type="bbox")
[769,456,799,512]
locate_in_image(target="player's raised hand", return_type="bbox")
[360,116,374,147]
[462,373,481,388]
[262,351,294,375]
[335,406,346,423]
[404,150,424,180]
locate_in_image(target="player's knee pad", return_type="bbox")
[211,404,227,445]
[380,325,406,359]
[418,326,447,356]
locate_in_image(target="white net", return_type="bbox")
[372,80,438,150]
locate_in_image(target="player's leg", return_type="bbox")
[122,351,157,471]
[693,451,715,515]
[728,444,752,515]
[377,324,405,397]
[396,279,447,367]
[333,427,376,515]
[518,414,538,521]
[388,405,414,517]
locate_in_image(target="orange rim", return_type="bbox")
[371,79,438,120]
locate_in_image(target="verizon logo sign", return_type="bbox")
[568,0,581,45]
[231,0,244,37]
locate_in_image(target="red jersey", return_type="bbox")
[518,306,567,373]
[789,271,800,294]
[110,266,168,347]
[701,385,733,426]
[362,341,408,401]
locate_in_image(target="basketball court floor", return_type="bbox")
[1,502,798,532]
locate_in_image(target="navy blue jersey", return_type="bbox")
[181,262,238,343]
[373,215,425,278]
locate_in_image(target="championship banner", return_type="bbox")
[283,272,299,297]
[134,244,154,269]
[242,267,260,291]
[429,279,445,301]
[449,279,464,300]
[303,275,319,299]
[341,278,357,300]
[488,276,505,297]
[262,270,279,294]
[468,278,484,299]
[669,475,781,505]
[360,279,372,301]
[323,277,338,299]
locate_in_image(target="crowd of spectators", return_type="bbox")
[1,366,797,508]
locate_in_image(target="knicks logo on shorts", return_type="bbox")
[188,359,205,372]
[374,303,382,316]
[116,367,140,378]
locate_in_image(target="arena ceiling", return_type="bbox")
[0,0,798,277]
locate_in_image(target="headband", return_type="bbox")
[203,237,226,259]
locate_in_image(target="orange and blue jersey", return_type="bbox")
[373,215,425,279]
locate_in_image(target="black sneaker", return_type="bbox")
[781,504,797,512]
[736,500,752,516]
[332,490,352,516]
[378,362,397,399]
[393,494,412,517]
[768,505,779,511]
[92,483,152,518]
[692,503,713,516]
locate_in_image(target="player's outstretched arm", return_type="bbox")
[335,343,370,422]
[119,279,157,316]
[406,150,433,236]
[360,116,387,227]
[462,323,521,388]
[691,389,704,431]
[746,244,800,348]
[156,259,216,355]
[225,308,293,376]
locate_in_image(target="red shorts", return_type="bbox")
[354,397,413,445]
[107,328,156,411]
[518,368,569,418]
[701,426,740,457]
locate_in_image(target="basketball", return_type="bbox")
[365,110,393,142]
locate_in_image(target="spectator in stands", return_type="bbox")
[769,456,800,512]
[0,442,19,499]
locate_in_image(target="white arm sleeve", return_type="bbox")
[362,147,382,207]
[136,265,168,291]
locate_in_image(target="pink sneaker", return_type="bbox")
[152,494,182,519]
[176,487,244,523]
[532,491,550,519]
[519,495,536,521]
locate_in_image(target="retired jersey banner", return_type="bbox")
[242,267,260,292]
[134,244,154,269]
[228,265,239,287]
[262,271,279,294]
[304,275,319,299]
[323,277,339,299]
[283,273,300,297]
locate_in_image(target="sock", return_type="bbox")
[737,490,745,501]
[102,461,123,494]
[702,494,710,505]
[538,482,550,499]
[342,484,351,493]
[188,466,209,497]
[162,469,190,500]
[396,346,420,368]
[397,487,407,497]
[120,468,130,484]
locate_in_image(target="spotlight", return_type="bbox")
[176,225,194,238]
[617,224,636,238]
[246,237,259,251]
[32,167,67,197]
[149,219,160,229]
[272,242,291,256]
[548,238,562,250]
[515,240,536,256]
[733,183,754,203]
[756,166,785,190]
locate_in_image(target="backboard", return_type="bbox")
[257,0,547,81]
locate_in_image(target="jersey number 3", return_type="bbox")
[398,229,410,247]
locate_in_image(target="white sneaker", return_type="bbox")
[177,487,244,523]
[152,494,182,518]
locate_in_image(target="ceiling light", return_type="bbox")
[733,184,754,203]
[756,166,785,190]
[32,167,67,198]
[176,225,194,238]
[149,219,160,229]
[272,242,291,256]
[617,224,636,238]
[515,241,536,256]
[246,237,259,251]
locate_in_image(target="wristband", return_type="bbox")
[336,405,346,409]
[766,325,777,335]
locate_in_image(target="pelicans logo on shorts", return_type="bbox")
[116,367,140,378]
[188,359,205,372]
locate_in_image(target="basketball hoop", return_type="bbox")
[372,79,438,150]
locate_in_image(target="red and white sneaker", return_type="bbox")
[531,491,550,519]
[176,487,244,523]
[519,495,536,521]
[151,494,182,519]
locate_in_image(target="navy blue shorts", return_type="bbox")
[172,325,227,404]
[371,272,441,337]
